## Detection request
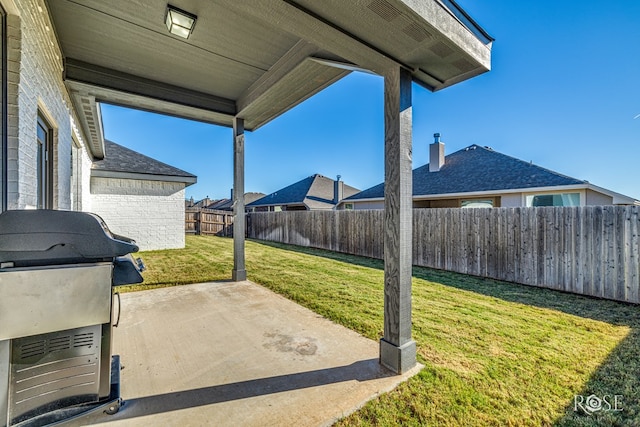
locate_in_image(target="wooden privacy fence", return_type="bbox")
[249,206,640,304]
[185,208,234,236]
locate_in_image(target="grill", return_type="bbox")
[0,210,144,427]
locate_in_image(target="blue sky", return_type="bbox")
[101,0,640,202]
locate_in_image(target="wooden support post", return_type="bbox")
[380,66,416,374]
[232,117,247,281]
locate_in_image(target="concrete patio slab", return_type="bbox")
[88,281,422,426]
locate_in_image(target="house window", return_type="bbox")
[344,203,354,210]
[36,114,53,209]
[525,193,580,207]
[461,199,493,208]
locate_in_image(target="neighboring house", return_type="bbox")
[91,140,196,250]
[205,192,266,211]
[248,174,359,211]
[186,197,214,209]
[206,198,231,210]
[341,136,639,209]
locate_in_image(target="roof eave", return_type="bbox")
[346,183,640,205]
[91,169,197,186]
[585,183,640,205]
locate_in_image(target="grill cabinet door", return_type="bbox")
[8,325,101,425]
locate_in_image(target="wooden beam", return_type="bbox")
[232,117,247,281]
[238,57,350,131]
[237,40,318,114]
[64,59,236,116]
[380,66,416,374]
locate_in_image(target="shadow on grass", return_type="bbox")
[553,329,640,426]
[250,239,640,425]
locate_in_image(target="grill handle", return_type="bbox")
[113,292,121,328]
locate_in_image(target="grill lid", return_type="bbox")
[0,210,139,266]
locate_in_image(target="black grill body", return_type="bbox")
[0,210,144,426]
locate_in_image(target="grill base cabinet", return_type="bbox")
[0,210,143,427]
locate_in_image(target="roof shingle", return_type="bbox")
[248,174,359,209]
[92,140,196,180]
[346,144,586,200]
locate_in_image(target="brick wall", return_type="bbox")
[5,0,79,209]
[1,0,188,253]
[90,177,187,250]
[70,121,94,212]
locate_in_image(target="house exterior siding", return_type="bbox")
[500,193,521,207]
[351,189,619,209]
[350,201,383,210]
[585,189,613,205]
[90,177,186,250]
[8,0,76,209]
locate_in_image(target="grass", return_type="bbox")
[131,235,640,426]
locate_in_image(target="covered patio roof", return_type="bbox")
[46,0,491,158]
[45,0,492,375]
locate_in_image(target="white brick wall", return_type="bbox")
[1,0,187,252]
[90,177,186,250]
[6,0,80,210]
[79,144,93,212]
[70,121,94,212]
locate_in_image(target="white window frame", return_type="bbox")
[36,113,53,209]
[523,190,585,207]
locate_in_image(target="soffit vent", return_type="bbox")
[402,21,432,42]
[429,40,454,58]
[453,58,475,73]
[367,0,402,21]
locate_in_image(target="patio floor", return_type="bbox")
[88,280,422,426]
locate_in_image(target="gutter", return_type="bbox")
[435,0,494,45]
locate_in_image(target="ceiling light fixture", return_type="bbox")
[165,5,197,39]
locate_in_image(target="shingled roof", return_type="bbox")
[248,174,359,210]
[92,140,196,184]
[346,144,587,200]
[207,193,266,211]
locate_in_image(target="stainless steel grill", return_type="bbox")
[0,210,144,427]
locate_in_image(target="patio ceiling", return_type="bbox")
[46,0,492,158]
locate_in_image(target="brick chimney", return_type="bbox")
[429,133,445,172]
[333,175,344,203]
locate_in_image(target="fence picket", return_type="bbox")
[244,206,640,304]
[185,208,234,236]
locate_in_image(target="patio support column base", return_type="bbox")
[232,270,247,282]
[232,116,246,282]
[380,339,416,374]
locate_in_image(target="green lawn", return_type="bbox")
[130,235,640,426]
